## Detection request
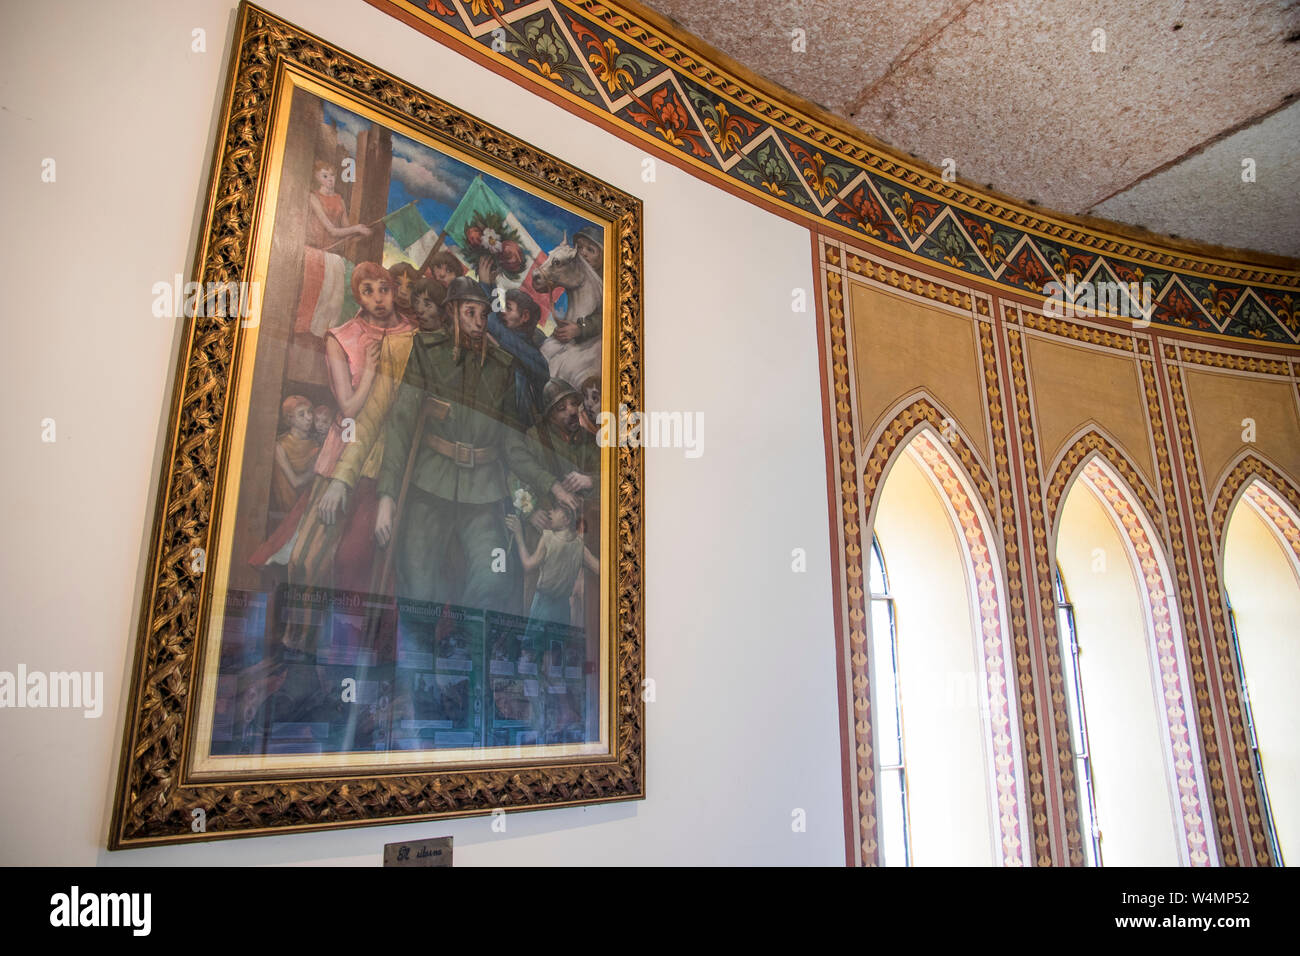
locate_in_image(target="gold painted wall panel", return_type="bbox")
[849,282,987,463]
[1183,368,1300,497]
[824,235,1294,866]
[1025,335,1155,490]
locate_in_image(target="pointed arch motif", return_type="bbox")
[859,395,1031,866]
[1042,429,1167,863]
[906,432,1032,865]
[1046,429,1164,545]
[1077,460,1218,866]
[1240,486,1300,574]
[1210,453,1300,561]
[1046,430,1218,865]
[862,393,997,523]
[1211,453,1300,867]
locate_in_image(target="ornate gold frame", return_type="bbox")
[109,2,644,848]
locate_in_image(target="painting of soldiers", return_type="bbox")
[197,85,612,763]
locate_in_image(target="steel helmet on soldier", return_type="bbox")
[445,275,492,307]
[541,378,580,417]
[573,226,603,251]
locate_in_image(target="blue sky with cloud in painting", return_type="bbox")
[320,99,599,259]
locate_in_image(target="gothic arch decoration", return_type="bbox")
[859,396,1031,866]
[860,389,996,494]
[1164,360,1278,866]
[1210,452,1300,563]
[1045,429,1164,545]
[1073,458,1219,866]
[1240,485,1300,574]
[1045,430,1219,865]
[906,431,1033,866]
[1202,454,1300,868]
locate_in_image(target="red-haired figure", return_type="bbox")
[271,395,321,513]
[306,160,371,250]
[308,263,415,590]
[253,263,416,652]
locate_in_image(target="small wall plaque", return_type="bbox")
[383,836,453,867]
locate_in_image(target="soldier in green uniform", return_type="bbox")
[509,378,603,683]
[375,277,579,610]
[511,378,601,510]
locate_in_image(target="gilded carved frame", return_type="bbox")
[109,2,644,848]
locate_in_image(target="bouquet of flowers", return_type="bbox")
[462,210,527,280]
[513,487,535,516]
[505,486,535,548]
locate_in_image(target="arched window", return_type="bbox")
[1223,594,1283,865]
[1221,478,1300,864]
[1054,455,1216,865]
[869,428,1030,866]
[1054,565,1102,866]
[869,534,909,866]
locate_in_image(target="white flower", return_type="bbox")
[482,227,502,254]
[513,488,534,515]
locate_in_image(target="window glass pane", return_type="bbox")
[870,533,908,866]
[1076,755,1098,867]
[1057,607,1082,756]
[871,600,901,768]
[1056,566,1102,865]
[1225,596,1285,865]
[879,768,907,867]
[869,538,888,595]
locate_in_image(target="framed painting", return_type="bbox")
[109,2,643,847]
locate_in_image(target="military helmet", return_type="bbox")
[541,377,580,416]
[573,226,603,251]
[445,275,491,307]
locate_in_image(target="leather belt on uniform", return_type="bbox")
[424,432,498,468]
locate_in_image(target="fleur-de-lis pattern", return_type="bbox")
[834,183,903,243]
[626,85,709,158]
[382,0,1300,344]
[505,15,598,96]
[688,92,760,156]
[787,139,856,202]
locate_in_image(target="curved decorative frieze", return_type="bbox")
[375,0,1300,343]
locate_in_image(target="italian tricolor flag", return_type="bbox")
[444,175,563,325]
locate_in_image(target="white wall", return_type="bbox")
[0,0,841,865]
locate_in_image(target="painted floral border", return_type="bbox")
[378,0,1300,344]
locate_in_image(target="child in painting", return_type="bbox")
[505,503,598,628]
[312,404,333,443]
[306,160,372,250]
[387,262,422,324]
[312,262,416,590]
[411,276,446,332]
[427,249,466,293]
[254,264,415,601]
[579,373,601,435]
[320,263,415,461]
[272,396,321,513]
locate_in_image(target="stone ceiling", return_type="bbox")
[643,0,1300,259]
